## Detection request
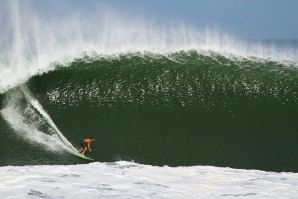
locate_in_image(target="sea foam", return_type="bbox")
[0,161,298,198]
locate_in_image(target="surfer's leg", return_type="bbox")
[79,140,85,153]
[82,147,87,155]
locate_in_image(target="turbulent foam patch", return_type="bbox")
[0,161,298,198]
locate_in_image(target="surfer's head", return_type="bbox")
[90,136,95,141]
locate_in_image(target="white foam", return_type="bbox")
[0,87,77,153]
[0,161,298,198]
[0,0,297,93]
[21,87,77,153]
[0,106,64,152]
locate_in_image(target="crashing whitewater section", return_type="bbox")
[0,161,298,198]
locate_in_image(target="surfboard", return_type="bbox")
[74,152,94,161]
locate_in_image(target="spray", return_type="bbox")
[0,0,297,94]
[1,86,77,154]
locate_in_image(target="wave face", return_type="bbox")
[30,52,298,108]
[1,51,298,171]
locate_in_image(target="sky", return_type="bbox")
[66,0,298,40]
[1,0,298,40]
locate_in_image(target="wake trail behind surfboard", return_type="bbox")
[21,86,77,153]
[1,85,78,155]
[74,152,95,161]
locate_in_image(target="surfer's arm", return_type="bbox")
[88,143,92,151]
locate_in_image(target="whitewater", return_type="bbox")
[1,1,298,198]
[1,161,298,199]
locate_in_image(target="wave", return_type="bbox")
[1,52,298,170]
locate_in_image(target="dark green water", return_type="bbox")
[1,51,298,172]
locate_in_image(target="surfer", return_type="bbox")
[78,137,95,155]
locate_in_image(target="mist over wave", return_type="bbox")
[0,0,297,93]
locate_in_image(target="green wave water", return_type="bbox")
[1,51,298,172]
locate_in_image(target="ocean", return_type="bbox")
[1,1,298,198]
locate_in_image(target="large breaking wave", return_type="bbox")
[1,51,298,171]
